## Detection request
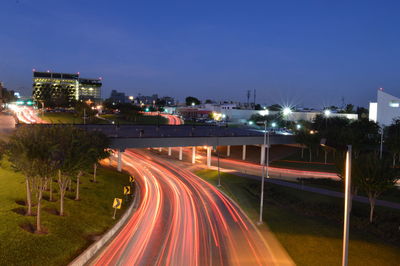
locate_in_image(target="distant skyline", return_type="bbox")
[1,0,400,108]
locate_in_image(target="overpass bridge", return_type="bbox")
[77,125,295,171]
[19,124,296,171]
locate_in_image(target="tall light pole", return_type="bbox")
[258,121,269,224]
[217,135,221,187]
[379,127,384,159]
[342,145,352,266]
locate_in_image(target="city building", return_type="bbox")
[109,90,130,104]
[32,71,102,105]
[369,88,400,126]
[135,94,159,105]
[160,96,175,106]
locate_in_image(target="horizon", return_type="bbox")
[1,0,400,108]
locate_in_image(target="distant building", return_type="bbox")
[32,71,102,105]
[160,96,175,106]
[109,90,130,104]
[135,94,158,105]
[369,89,400,126]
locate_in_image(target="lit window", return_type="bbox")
[389,101,400,108]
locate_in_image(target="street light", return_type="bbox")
[258,121,270,225]
[324,109,331,117]
[191,102,195,106]
[282,107,292,116]
[296,124,301,130]
[271,122,277,128]
[342,145,352,266]
[379,127,384,159]
[324,109,331,128]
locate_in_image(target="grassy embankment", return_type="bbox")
[0,158,132,266]
[196,169,400,266]
[270,148,338,173]
[39,112,84,124]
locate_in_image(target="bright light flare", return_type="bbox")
[282,107,292,116]
[324,109,331,116]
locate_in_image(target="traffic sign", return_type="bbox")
[124,186,131,195]
[129,176,135,183]
[113,198,122,209]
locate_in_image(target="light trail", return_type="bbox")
[8,105,46,124]
[142,111,183,125]
[92,149,277,265]
[169,147,339,180]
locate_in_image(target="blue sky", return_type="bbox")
[1,0,400,107]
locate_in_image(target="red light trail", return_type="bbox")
[93,149,277,265]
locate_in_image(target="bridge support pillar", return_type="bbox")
[179,147,183,160]
[260,144,266,165]
[192,147,196,164]
[242,145,246,160]
[227,145,231,157]
[207,146,212,168]
[117,149,122,172]
[168,147,172,156]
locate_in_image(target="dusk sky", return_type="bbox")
[1,0,400,108]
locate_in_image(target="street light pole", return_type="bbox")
[217,135,221,187]
[379,127,384,159]
[342,145,352,266]
[258,121,269,224]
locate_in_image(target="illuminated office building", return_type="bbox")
[32,71,102,105]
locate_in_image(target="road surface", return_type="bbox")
[161,113,183,125]
[92,149,280,265]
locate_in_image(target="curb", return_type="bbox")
[69,181,140,266]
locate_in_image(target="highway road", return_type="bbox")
[92,149,278,265]
[161,113,183,125]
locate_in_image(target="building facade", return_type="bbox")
[369,89,400,126]
[32,71,102,105]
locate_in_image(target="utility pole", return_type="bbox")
[217,135,221,187]
[380,127,384,159]
[246,90,251,108]
[258,121,269,224]
[253,89,256,109]
[83,108,86,125]
[342,145,352,266]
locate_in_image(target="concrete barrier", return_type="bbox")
[69,182,140,266]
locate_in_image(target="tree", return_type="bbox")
[344,119,379,158]
[87,131,110,183]
[8,126,59,232]
[75,101,97,124]
[343,104,355,113]
[8,127,39,217]
[385,119,400,166]
[353,153,399,223]
[185,96,201,106]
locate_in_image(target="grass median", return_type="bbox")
[0,159,132,266]
[195,169,400,266]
